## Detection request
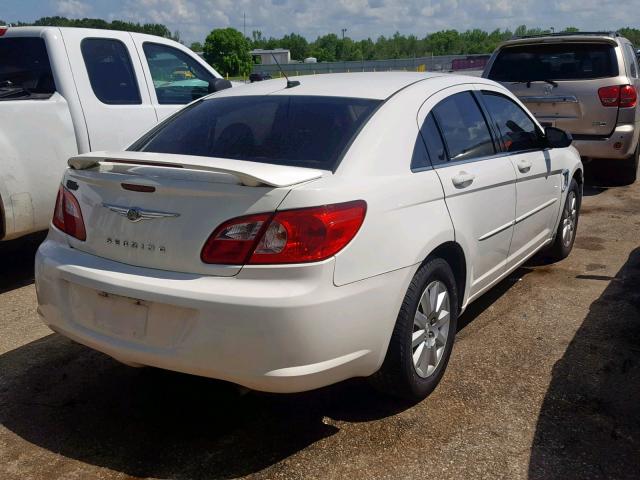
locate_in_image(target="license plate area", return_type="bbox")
[93,291,148,340]
[68,283,148,340]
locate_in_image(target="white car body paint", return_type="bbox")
[35,72,583,393]
[0,26,221,240]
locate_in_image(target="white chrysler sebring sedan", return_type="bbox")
[35,72,583,400]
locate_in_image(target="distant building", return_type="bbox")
[251,48,291,65]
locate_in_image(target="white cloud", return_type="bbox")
[54,0,90,17]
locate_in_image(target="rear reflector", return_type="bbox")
[52,186,86,241]
[201,201,367,265]
[598,85,637,108]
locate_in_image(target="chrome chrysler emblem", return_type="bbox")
[126,208,141,222]
[103,204,180,223]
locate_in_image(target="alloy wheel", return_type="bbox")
[412,280,451,378]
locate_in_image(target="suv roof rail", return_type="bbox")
[511,31,620,40]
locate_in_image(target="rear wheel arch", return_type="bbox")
[425,241,467,312]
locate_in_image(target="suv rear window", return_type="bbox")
[488,43,619,82]
[131,95,381,170]
[0,37,56,101]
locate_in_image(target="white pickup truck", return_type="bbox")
[0,25,228,241]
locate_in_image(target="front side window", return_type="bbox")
[488,43,619,82]
[481,92,544,153]
[130,95,381,170]
[81,38,141,105]
[0,37,56,101]
[432,92,495,162]
[143,43,215,104]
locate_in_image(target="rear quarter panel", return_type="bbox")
[281,82,455,287]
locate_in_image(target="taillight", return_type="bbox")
[200,213,272,264]
[0,27,7,37]
[201,201,367,265]
[598,85,637,108]
[620,85,637,108]
[52,186,87,241]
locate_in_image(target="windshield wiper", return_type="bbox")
[0,86,32,99]
[511,79,559,88]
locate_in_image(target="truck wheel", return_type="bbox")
[548,178,581,262]
[370,258,458,401]
[621,143,639,184]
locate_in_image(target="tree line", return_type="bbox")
[2,16,181,41]
[2,16,639,77]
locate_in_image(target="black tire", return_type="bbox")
[620,143,639,184]
[370,258,459,401]
[548,178,581,261]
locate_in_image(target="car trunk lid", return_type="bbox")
[63,152,326,276]
[508,79,622,136]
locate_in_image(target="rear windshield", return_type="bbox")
[130,95,381,170]
[488,43,619,82]
[0,37,56,100]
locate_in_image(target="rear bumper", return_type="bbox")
[35,232,412,393]
[573,123,639,160]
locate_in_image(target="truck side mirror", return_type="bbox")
[545,126,573,149]
[208,79,232,94]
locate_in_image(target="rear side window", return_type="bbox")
[131,95,381,170]
[417,113,447,167]
[81,38,141,105]
[0,37,56,101]
[488,43,619,82]
[142,42,215,104]
[624,45,638,78]
[432,92,495,162]
[481,92,544,153]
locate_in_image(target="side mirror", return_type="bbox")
[208,78,232,94]
[545,126,573,148]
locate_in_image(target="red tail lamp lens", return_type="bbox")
[52,186,86,241]
[201,201,367,265]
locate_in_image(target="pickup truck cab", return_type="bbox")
[0,26,224,241]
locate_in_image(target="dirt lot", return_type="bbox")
[1,169,639,480]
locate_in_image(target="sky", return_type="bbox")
[1,0,638,45]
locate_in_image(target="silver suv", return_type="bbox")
[484,32,639,183]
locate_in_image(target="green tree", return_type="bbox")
[279,33,308,60]
[204,28,252,77]
[189,41,203,52]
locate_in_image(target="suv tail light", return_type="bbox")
[201,201,367,265]
[620,85,637,108]
[598,85,637,108]
[52,186,87,241]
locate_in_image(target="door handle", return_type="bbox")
[517,159,532,173]
[452,171,476,188]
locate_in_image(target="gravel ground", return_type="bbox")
[1,169,639,480]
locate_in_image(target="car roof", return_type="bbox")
[212,72,463,100]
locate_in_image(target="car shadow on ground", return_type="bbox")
[0,232,46,294]
[0,334,421,479]
[528,248,640,480]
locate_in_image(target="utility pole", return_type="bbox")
[243,12,246,38]
[341,28,347,40]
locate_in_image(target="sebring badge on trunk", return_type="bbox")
[102,204,180,223]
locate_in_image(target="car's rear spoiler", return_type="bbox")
[68,151,326,188]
